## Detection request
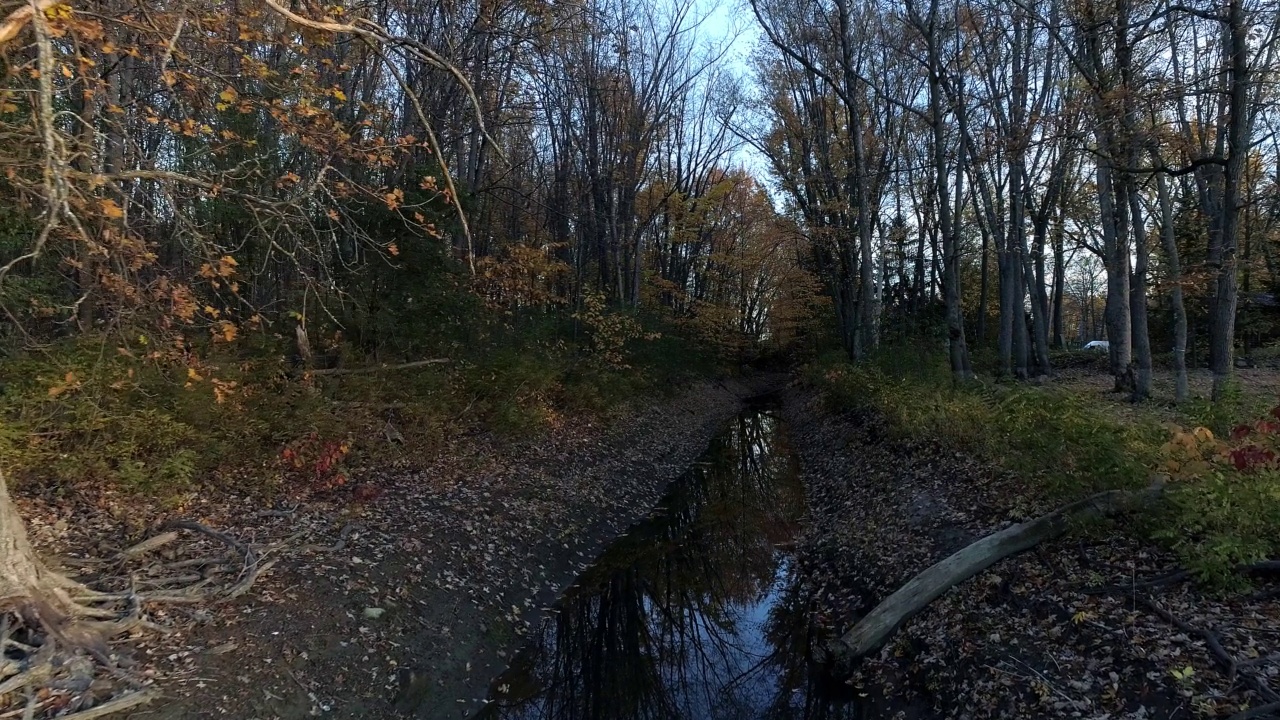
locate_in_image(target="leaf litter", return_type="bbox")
[15,377,779,720]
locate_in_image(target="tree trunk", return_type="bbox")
[1051,198,1067,349]
[1097,160,1133,392]
[1154,164,1189,402]
[977,206,990,347]
[1128,185,1153,401]
[1208,0,1250,402]
[0,472,84,623]
[835,480,1165,660]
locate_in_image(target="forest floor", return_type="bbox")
[1053,362,1280,426]
[781,384,1280,720]
[15,368,1278,720]
[16,374,783,720]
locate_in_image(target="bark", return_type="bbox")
[1155,163,1187,403]
[976,206,990,347]
[1097,160,1134,391]
[1051,197,1067,349]
[0,472,84,622]
[1128,185,1153,401]
[921,0,972,383]
[836,480,1165,660]
[1028,222,1052,377]
[1208,0,1249,402]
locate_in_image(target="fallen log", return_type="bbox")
[835,479,1166,660]
[310,358,450,376]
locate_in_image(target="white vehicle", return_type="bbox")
[1083,340,1109,352]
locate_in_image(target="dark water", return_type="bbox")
[473,404,858,720]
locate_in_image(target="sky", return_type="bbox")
[695,0,770,177]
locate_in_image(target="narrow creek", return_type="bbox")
[472,401,859,720]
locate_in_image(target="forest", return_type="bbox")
[0,0,1279,716]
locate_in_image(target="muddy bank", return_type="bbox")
[99,374,783,719]
[779,385,1280,719]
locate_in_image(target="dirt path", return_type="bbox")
[780,385,1280,719]
[19,375,781,720]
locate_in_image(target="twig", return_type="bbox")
[310,358,450,376]
[299,523,358,553]
[1083,560,1280,595]
[0,664,51,695]
[55,689,160,719]
[1136,595,1280,704]
[159,520,249,557]
[118,532,179,560]
[223,559,276,601]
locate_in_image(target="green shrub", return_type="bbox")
[0,303,724,498]
[803,342,1280,589]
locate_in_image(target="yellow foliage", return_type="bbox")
[100,198,124,219]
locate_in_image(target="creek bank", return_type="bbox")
[779,384,1280,719]
[20,374,782,720]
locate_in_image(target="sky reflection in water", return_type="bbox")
[474,405,859,720]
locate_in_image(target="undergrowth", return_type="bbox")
[807,344,1280,588]
[0,309,717,499]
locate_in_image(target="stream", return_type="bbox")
[472,401,859,720]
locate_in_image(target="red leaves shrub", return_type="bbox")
[1223,416,1280,473]
[279,432,350,495]
[1158,403,1280,585]
[1165,405,1280,477]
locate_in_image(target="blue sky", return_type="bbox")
[696,0,769,175]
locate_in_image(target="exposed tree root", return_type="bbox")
[1133,593,1280,712]
[832,480,1166,661]
[0,471,276,718]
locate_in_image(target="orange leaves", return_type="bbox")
[198,255,238,280]
[474,244,571,311]
[212,321,238,343]
[386,243,400,257]
[211,378,238,404]
[384,187,404,210]
[215,86,239,111]
[1162,405,1280,480]
[1160,425,1220,479]
[170,285,199,323]
[47,371,80,398]
[99,198,124,219]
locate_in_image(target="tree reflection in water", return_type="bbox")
[474,406,859,720]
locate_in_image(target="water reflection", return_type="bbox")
[474,406,859,720]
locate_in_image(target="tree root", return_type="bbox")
[0,512,276,718]
[1133,593,1280,711]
